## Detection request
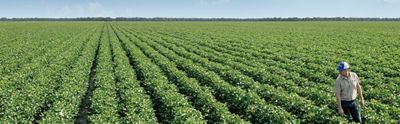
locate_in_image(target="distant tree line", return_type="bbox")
[1,17,400,21]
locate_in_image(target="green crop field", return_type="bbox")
[0,22,399,123]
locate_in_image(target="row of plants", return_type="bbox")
[38,24,104,123]
[113,25,207,123]
[88,25,120,123]
[108,24,158,123]
[114,25,248,123]
[0,26,98,122]
[115,25,296,123]
[118,22,398,123]
[180,31,400,120]
[124,28,344,123]
[148,27,399,121]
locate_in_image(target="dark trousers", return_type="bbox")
[341,100,361,122]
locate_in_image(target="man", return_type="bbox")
[335,61,365,123]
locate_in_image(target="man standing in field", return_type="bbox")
[335,61,365,123]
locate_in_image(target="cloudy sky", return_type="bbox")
[0,0,399,18]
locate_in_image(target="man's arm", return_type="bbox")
[355,73,365,107]
[356,82,364,99]
[335,93,342,108]
[335,80,344,115]
[357,81,365,107]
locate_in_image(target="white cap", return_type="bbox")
[337,61,350,71]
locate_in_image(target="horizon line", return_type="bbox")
[2,17,400,19]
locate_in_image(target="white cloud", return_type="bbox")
[378,0,400,4]
[55,2,115,17]
[88,2,103,13]
[60,5,72,14]
[198,0,232,6]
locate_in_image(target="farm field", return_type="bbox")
[0,22,399,123]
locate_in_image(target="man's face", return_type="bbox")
[340,69,349,77]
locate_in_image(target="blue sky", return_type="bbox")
[0,0,399,18]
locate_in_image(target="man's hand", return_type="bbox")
[338,108,345,116]
[360,99,365,107]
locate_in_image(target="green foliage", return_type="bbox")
[1,22,399,123]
